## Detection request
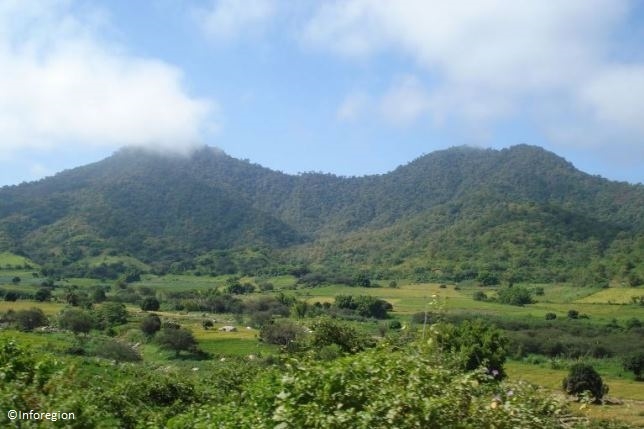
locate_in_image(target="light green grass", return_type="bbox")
[0,300,65,315]
[507,360,644,426]
[0,252,39,269]
[575,287,644,304]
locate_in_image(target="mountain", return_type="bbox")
[0,144,642,284]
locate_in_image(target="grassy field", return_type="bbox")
[507,360,644,426]
[2,273,642,426]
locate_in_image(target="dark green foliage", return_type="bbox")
[1,145,643,284]
[622,353,644,380]
[13,307,48,331]
[310,318,374,354]
[497,286,534,306]
[259,319,305,349]
[11,276,20,284]
[96,302,128,328]
[473,290,487,301]
[89,338,142,362]
[334,294,392,319]
[155,326,198,356]
[434,320,509,378]
[4,291,18,301]
[141,313,161,336]
[141,296,160,311]
[562,363,608,402]
[545,312,557,320]
[34,287,52,302]
[626,317,642,330]
[58,307,94,334]
[567,309,579,319]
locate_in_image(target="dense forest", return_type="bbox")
[0,144,642,284]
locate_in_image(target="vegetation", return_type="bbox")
[562,363,608,402]
[0,144,642,426]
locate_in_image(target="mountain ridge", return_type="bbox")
[0,144,642,284]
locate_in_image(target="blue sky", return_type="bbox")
[1,0,643,186]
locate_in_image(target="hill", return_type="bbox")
[0,144,642,284]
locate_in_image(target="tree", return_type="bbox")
[34,287,52,302]
[96,302,128,328]
[567,309,579,319]
[155,327,198,356]
[310,318,373,354]
[4,291,18,302]
[562,363,608,402]
[11,276,21,284]
[58,308,94,334]
[497,286,533,306]
[140,297,160,311]
[13,308,48,332]
[434,320,508,378]
[140,313,161,337]
[259,319,305,349]
[623,353,644,381]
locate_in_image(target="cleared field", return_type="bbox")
[0,300,65,315]
[575,287,644,304]
[0,251,38,268]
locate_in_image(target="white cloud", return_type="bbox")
[580,65,644,135]
[196,0,275,41]
[307,0,644,151]
[0,0,216,156]
[336,92,370,122]
[378,76,429,125]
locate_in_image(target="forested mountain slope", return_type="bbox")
[0,144,642,283]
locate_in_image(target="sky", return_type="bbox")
[1,0,644,186]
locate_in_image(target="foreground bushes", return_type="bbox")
[169,342,566,429]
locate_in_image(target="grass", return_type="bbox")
[0,251,39,269]
[575,287,644,304]
[506,360,644,426]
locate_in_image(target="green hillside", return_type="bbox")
[0,144,642,283]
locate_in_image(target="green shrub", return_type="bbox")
[13,307,48,331]
[141,313,162,336]
[545,312,557,320]
[497,286,533,306]
[434,320,508,378]
[562,363,608,402]
[622,352,644,380]
[89,338,142,362]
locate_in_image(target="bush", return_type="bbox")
[34,287,52,302]
[310,318,374,354]
[140,297,160,311]
[473,291,487,301]
[58,308,94,334]
[497,286,533,306]
[140,313,161,336]
[545,312,557,320]
[434,320,508,378]
[626,317,642,330]
[567,309,579,319]
[155,327,198,356]
[89,338,142,362]
[259,319,305,349]
[96,302,128,328]
[622,352,644,380]
[562,363,608,402]
[13,308,48,332]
